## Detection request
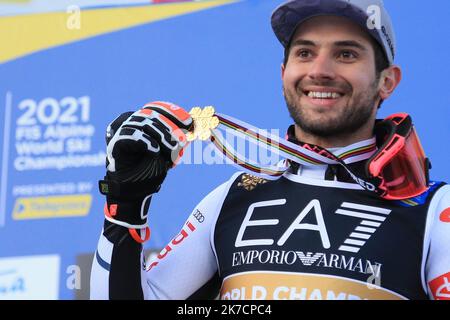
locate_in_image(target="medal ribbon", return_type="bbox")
[186,106,381,192]
[208,113,377,181]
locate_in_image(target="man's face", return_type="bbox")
[282,16,381,139]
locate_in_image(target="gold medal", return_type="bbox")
[186,106,220,141]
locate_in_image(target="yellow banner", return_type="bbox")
[13,194,92,220]
[0,0,236,63]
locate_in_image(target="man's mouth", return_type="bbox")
[299,88,346,107]
[304,91,343,99]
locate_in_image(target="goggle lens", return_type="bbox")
[379,127,428,200]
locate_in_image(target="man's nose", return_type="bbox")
[307,53,336,81]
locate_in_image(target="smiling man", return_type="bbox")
[281,14,400,147]
[91,0,450,300]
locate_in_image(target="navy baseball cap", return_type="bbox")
[271,0,396,65]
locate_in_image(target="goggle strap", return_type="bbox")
[303,143,385,196]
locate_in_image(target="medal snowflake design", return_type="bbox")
[186,106,220,141]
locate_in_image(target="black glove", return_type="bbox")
[99,101,194,241]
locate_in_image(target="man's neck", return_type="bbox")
[294,124,375,149]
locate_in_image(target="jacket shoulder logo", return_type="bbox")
[237,174,267,191]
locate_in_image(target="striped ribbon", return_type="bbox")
[209,113,377,180]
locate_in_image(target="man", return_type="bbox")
[90,0,450,300]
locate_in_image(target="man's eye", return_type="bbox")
[339,51,357,59]
[297,50,311,58]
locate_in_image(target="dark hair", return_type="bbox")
[282,37,389,75]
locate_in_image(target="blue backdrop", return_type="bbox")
[0,0,448,299]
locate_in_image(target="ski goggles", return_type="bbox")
[366,113,430,200]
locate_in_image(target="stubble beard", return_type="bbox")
[283,80,379,138]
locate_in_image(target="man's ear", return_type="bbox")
[281,63,286,80]
[378,65,402,100]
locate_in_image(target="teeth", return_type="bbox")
[307,91,342,99]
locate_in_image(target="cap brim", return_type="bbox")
[271,0,382,49]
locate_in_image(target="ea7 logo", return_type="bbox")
[335,202,391,253]
[235,199,390,252]
[235,199,330,249]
